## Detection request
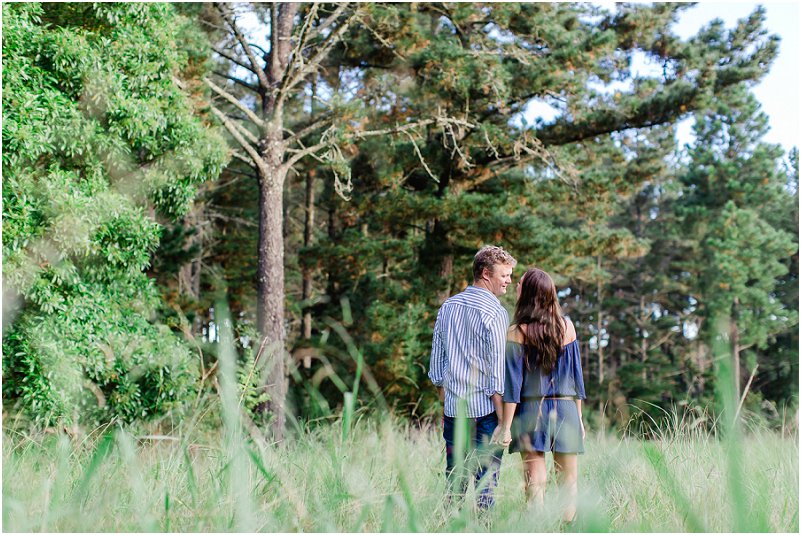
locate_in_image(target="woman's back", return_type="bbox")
[504,318,585,401]
[507,317,576,347]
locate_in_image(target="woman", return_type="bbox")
[499,268,586,523]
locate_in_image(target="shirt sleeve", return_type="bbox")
[481,307,507,397]
[428,307,447,387]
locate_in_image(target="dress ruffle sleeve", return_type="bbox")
[563,340,586,400]
[503,342,524,403]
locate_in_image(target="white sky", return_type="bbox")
[673,1,800,154]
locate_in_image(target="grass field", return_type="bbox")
[3,405,798,533]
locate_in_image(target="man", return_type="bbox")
[428,245,517,509]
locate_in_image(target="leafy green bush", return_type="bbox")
[2,2,227,426]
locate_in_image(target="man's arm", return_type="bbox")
[428,308,447,388]
[482,309,507,400]
[489,392,505,444]
[485,309,508,444]
[491,393,503,419]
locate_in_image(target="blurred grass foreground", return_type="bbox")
[3,308,798,532]
[3,407,798,532]
[3,412,798,532]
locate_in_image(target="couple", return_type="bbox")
[428,245,586,521]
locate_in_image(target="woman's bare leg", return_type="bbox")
[553,452,578,522]
[523,451,546,505]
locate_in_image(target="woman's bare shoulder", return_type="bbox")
[562,316,577,345]
[507,324,525,343]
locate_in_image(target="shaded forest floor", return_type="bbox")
[3,412,798,532]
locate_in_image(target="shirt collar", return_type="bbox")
[466,285,500,302]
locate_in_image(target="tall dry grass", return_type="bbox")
[4,310,797,532]
[3,404,798,532]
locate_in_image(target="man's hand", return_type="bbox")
[490,425,502,445]
[491,426,513,448]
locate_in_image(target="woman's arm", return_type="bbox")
[576,399,585,439]
[500,402,516,446]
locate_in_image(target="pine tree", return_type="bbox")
[194,3,784,424]
[676,85,797,405]
[302,3,782,419]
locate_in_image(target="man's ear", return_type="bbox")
[481,267,492,281]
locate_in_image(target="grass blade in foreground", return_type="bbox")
[642,441,707,532]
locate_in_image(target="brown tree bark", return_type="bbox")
[302,170,315,345]
[596,255,605,387]
[731,297,741,399]
[301,78,318,355]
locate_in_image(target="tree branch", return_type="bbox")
[212,45,258,74]
[285,117,473,168]
[228,153,258,172]
[210,105,265,174]
[248,42,270,58]
[292,2,320,56]
[230,116,260,146]
[303,3,352,44]
[214,2,271,90]
[284,112,336,145]
[275,6,359,114]
[403,129,438,182]
[204,76,265,128]
[211,70,260,93]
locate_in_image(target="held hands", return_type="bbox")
[490,425,513,448]
[489,425,501,445]
[501,427,512,448]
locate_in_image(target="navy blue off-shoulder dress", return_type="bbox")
[503,337,586,454]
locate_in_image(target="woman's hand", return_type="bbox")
[501,427,512,448]
[491,426,513,448]
[579,418,586,440]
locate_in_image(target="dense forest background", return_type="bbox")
[3,2,797,436]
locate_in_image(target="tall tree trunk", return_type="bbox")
[302,78,318,353]
[426,220,453,304]
[639,295,648,384]
[596,256,604,387]
[176,198,209,336]
[596,256,605,416]
[257,160,288,441]
[301,170,315,360]
[731,297,741,399]
[437,252,454,304]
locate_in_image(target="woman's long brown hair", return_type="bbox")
[513,268,564,375]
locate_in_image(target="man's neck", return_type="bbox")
[472,280,496,296]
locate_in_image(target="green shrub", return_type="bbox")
[2,2,227,426]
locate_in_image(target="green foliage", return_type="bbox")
[15,1,790,431]
[675,87,797,405]
[266,3,796,425]
[2,2,228,426]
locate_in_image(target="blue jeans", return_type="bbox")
[443,413,503,509]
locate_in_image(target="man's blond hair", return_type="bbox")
[473,245,517,281]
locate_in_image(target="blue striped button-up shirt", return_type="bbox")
[428,285,509,418]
